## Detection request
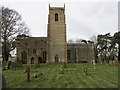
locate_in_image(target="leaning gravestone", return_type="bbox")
[25,66,30,82]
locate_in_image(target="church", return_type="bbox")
[16,5,94,64]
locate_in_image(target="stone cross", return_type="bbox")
[25,66,30,82]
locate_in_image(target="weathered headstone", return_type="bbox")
[25,66,30,82]
[11,62,14,69]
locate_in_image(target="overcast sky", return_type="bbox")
[0,0,118,41]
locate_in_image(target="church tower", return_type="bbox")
[47,4,67,63]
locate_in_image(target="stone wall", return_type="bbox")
[16,35,48,64]
[67,43,94,63]
[16,36,94,64]
[47,6,67,63]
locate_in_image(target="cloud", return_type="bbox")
[67,16,97,40]
[66,2,118,40]
[0,1,118,41]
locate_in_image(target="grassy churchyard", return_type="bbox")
[2,63,118,88]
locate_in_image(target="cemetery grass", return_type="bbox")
[2,63,118,88]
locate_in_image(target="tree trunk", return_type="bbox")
[2,42,9,62]
[2,52,9,62]
[2,61,6,70]
[118,44,120,88]
[118,61,120,88]
[118,43,120,63]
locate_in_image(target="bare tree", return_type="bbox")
[1,7,30,62]
[90,35,97,44]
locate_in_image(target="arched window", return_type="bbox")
[55,55,59,63]
[55,13,58,21]
[30,57,34,64]
[21,51,27,64]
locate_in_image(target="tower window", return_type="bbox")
[55,13,58,21]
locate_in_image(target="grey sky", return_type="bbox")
[0,0,118,41]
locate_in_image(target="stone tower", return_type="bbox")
[47,4,67,63]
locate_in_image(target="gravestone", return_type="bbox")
[93,60,96,69]
[14,62,16,70]
[8,61,12,69]
[11,62,14,69]
[109,60,112,65]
